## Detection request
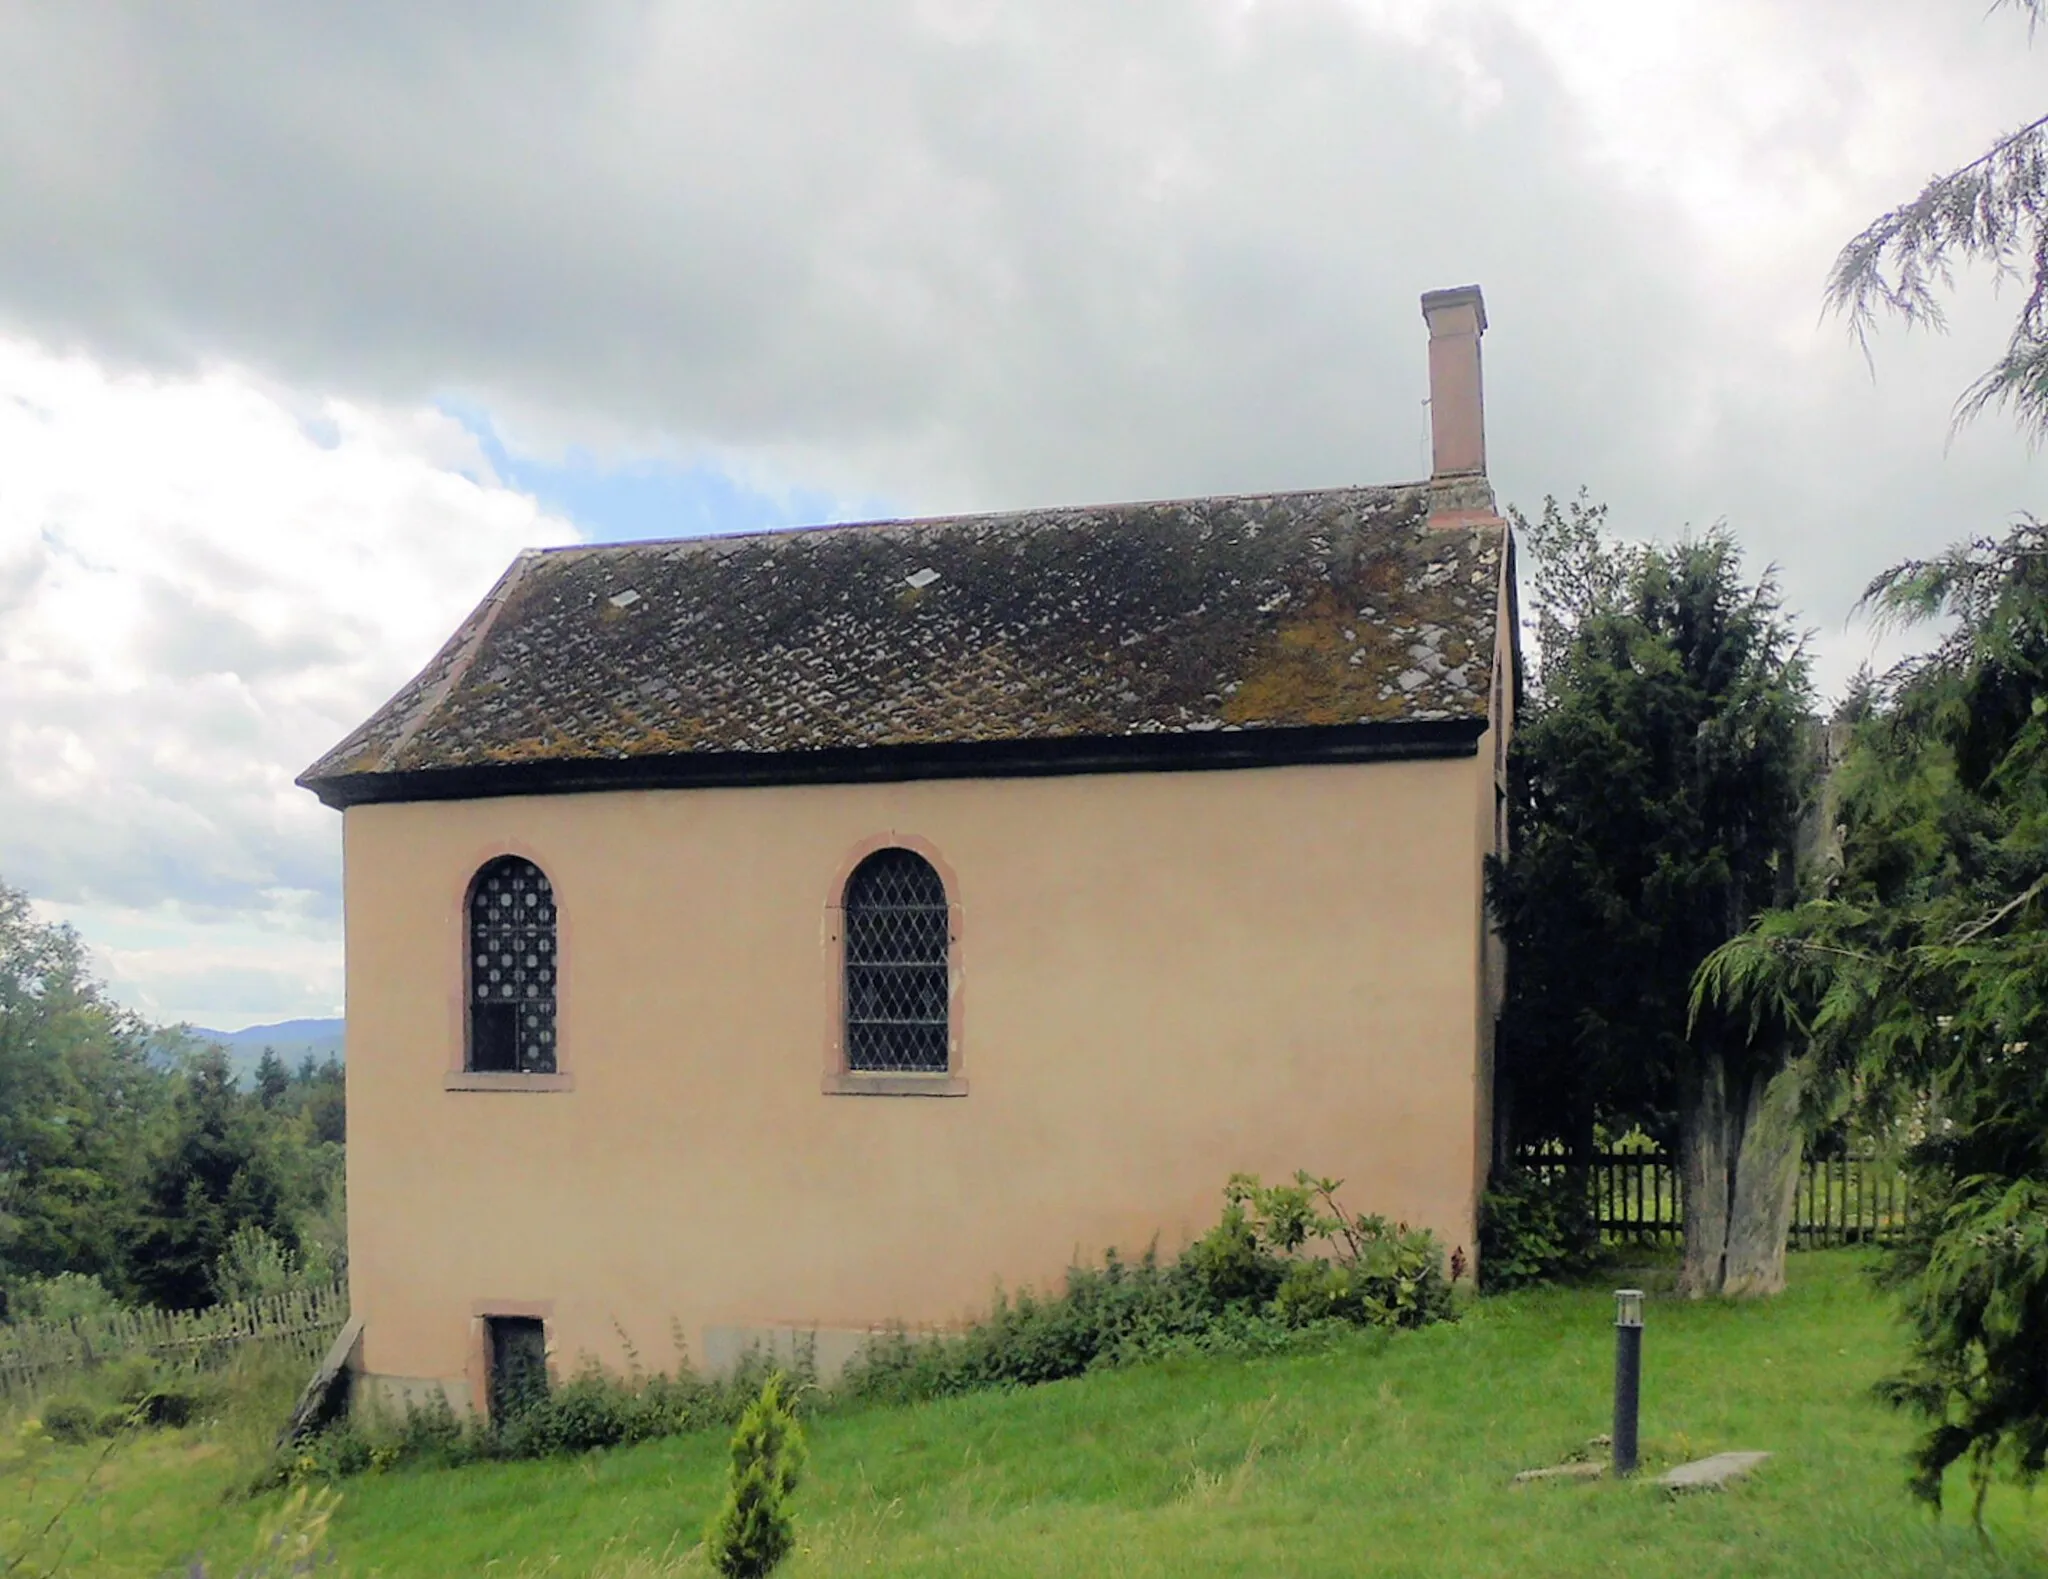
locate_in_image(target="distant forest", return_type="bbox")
[190,1019,346,1085]
[0,878,344,1322]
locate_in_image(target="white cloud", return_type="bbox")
[0,339,575,1024]
[29,892,346,1033]
[0,1,2044,1018]
[0,6,2034,595]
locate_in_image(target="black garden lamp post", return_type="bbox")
[1613,1288,1644,1476]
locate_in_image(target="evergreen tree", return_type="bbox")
[301,1057,345,1146]
[254,1048,289,1109]
[1700,520,2048,1511]
[127,1048,296,1310]
[1493,498,1816,1296]
[1806,4,2048,1506]
[706,1374,806,1579]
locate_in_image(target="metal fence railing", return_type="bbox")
[1514,1143,1915,1249]
[0,1281,349,1403]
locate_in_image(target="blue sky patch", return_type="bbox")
[441,401,894,544]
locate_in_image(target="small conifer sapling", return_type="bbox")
[705,1372,806,1579]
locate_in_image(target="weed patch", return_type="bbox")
[839,1172,1452,1407]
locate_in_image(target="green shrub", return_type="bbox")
[263,1392,457,1489]
[839,1246,1251,1408]
[7,1271,124,1323]
[101,1355,209,1428]
[100,1354,160,1405]
[393,1389,470,1465]
[209,1225,310,1304]
[1182,1199,1287,1308]
[268,1340,815,1484]
[485,1345,814,1462]
[1478,1165,1600,1290]
[30,1358,215,1450]
[493,1361,665,1457]
[39,1397,98,1444]
[1271,1213,1455,1327]
[133,1379,204,1428]
[306,1423,376,1479]
[706,1374,806,1579]
[271,1406,435,1489]
[839,1172,1455,1408]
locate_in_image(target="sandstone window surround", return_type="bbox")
[824,840,966,1097]
[447,854,571,1091]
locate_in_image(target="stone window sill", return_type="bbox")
[444,1071,576,1093]
[822,1071,968,1098]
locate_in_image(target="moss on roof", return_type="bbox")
[301,483,1508,789]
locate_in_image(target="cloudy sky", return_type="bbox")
[0,1,2041,1030]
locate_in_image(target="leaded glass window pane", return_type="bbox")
[843,848,950,1073]
[467,856,558,1074]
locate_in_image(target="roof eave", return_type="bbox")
[297,550,541,787]
[298,716,1489,810]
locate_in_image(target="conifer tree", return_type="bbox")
[126,1048,295,1309]
[254,1048,289,1109]
[1493,498,1816,1296]
[1699,521,2048,1511]
[705,1373,806,1579]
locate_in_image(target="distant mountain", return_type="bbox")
[189,1018,345,1082]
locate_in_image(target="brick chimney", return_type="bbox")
[1420,285,1501,529]
[1422,285,1486,477]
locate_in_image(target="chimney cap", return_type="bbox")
[1420,284,1487,333]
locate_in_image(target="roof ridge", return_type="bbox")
[532,480,1431,559]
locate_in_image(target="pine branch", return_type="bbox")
[1996,0,2048,35]
[1828,42,2048,435]
[1827,109,2048,331]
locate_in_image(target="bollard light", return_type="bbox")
[1612,1289,1644,1476]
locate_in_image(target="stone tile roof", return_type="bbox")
[301,483,1509,798]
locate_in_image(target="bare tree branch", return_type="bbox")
[1951,871,2048,944]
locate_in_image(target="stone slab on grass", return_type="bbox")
[1512,1461,1605,1484]
[1657,1451,1771,1492]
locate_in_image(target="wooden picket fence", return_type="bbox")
[0,1281,349,1403]
[1514,1142,1916,1249]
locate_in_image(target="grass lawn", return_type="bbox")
[6,1250,2046,1577]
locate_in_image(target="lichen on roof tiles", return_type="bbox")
[302,483,1507,786]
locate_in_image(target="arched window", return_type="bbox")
[843,847,950,1073]
[467,856,558,1074]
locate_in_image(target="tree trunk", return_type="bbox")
[1678,1050,1732,1298]
[1719,1059,1807,1296]
[1679,1048,1811,1298]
